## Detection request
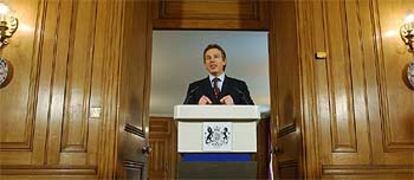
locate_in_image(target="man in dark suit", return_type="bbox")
[184,44,254,105]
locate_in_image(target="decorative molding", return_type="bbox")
[60,0,98,153]
[369,0,414,152]
[322,165,414,175]
[158,0,260,20]
[296,0,322,178]
[122,160,144,178]
[61,0,84,152]
[322,0,357,153]
[278,122,296,137]
[279,160,298,168]
[148,117,176,179]
[149,117,171,136]
[123,160,145,168]
[96,0,126,178]
[0,166,96,175]
[125,123,145,138]
[0,0,46,151]
[153,0,268,30]
[148,139,168,172]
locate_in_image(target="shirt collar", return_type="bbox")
[209,73,225,82]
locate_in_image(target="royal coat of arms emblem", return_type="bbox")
[202,122,232,151]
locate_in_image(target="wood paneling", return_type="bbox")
[2,0,413,178]
[254,117,270,179]
[313,0,371,165]
[368,0,414,165]
[1,0,150,178]
[58,0,97,153]
[95,0,126,178]
[268,0,302,179]
[44,0,101,166]
[0,0,36,144]
[148,117,176,180]
[296,0,414,178]
[1,0,101,169]
[0,0,47,166]
[116,0,152,179]
[153,0,268,30]
[0,174,98,180]
[296,1,321,177]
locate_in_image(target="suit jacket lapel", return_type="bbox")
[202,77,215,99]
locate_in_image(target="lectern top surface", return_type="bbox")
[174,105,261,120]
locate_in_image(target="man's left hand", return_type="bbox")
[220,95,234,105]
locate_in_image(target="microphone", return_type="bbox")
[233,87,250,105]
[183,86,200,104]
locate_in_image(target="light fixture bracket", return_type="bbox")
[0,14,18,48]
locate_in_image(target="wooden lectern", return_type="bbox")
[174,105,261,179]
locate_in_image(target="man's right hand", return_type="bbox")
[198,95,212,105]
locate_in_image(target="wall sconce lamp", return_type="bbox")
[401,13,414,52]
[0,2,17,88]
[400,12,414,89]
[0,2,18,49]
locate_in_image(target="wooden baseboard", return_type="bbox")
[0,166,96,175]
[322,165,414,175]
[0,174,98,179]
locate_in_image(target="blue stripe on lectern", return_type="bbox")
[182,153,251,161]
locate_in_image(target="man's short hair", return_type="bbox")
[203,44,227,70]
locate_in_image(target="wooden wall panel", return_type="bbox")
[118,0,151,131]
[45,0,101,167]
[298,0,414,177]
[368,0,414,165]
[254,118,270,179]
[148,117,176,180]
[1,0,411,179]
[153,0,268,30]
[270,0,301,139]
[0,0,101,168]
[60,0,97,153]
[93,0,126,178]
[268,0,302,179]
[324,1,357,152]
[0,0,41,148]
[296,1,321,177]
[0,175,98,180]
[1,0,133,178]
[0,0,50,166]
[116,0,152,179]
[149,139,169,179]
[314,0,371,165]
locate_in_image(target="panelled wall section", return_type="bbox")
[0,0,412,179]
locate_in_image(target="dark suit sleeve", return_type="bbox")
[240,81,254,105]
[230,80,254,105]
[183,83,197,104]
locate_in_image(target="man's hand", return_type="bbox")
[220,95,234,105]
[198,95,212,105]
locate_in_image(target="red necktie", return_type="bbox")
[212,78,220,98]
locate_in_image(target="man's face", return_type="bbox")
[204,48,226,76]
